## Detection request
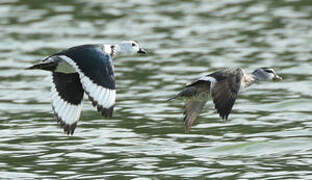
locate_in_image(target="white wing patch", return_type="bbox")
[51,81,82,125]
[79,73,116,109]
[198,76,217,95]
[198,76,217,83]
[60,55,116,110]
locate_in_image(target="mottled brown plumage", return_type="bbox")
[170,67,281,132]
[184,100,207,132]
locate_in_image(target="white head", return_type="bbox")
[113,41,146,56]
[252,67,282,81]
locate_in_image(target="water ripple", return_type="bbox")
[0,0,311,179]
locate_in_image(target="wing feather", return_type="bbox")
[211,69,243,119]
[51,72,84,135]
[58,51,116,117]
[174,80,211,132]
[184,100,207,132]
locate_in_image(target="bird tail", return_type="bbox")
[167,86,198,102]
[26,62,57,71]
[167,95,179,101]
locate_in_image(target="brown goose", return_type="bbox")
[169,67,282,132]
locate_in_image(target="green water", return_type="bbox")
[1,0,312,179]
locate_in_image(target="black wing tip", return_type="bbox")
[213,100,233,121]
[55,114,77,135]
[220,106,232,120]
[98,105,114,118]
[58,119,77,135]
[219,113,229,120]
[216,109,230,120]
[88,94,114,118]
[53,107,78,135]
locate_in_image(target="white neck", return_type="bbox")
[241,73,258,88]
[103,44,113,54]
[103,44,119,56]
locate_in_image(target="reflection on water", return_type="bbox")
[0,0,312,179]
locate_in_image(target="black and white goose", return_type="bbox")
[169,67,282,132]
[27,41,146,135]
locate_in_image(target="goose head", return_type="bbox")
[252,67,282,81]
[114,41,146,55]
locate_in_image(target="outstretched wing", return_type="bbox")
[51,72,84,135]
[211,69,243,119]
[172,80,211,132]
[57,45,116,117]
[184,100,207,132]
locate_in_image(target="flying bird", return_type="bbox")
[169,67,282,132]
[27,41,146,135]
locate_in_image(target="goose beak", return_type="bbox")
[273,74,282,81]
[137,48,147,54]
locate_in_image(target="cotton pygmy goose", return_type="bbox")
[27,41,146,135]
[169,67,282,132]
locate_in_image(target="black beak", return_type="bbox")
[137,48,147,54]
[273,74,282,81]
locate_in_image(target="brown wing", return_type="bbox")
[184,100,207,132]
[170,78,212,132]
[181,81,211,132]
[211,71,242,120]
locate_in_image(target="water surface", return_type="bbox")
[1,0,312,179]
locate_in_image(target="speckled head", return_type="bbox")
[252,67,282,81]
[115,41,146,55]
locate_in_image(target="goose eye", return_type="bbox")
[264,69,273,73]
[131,43,136,47]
